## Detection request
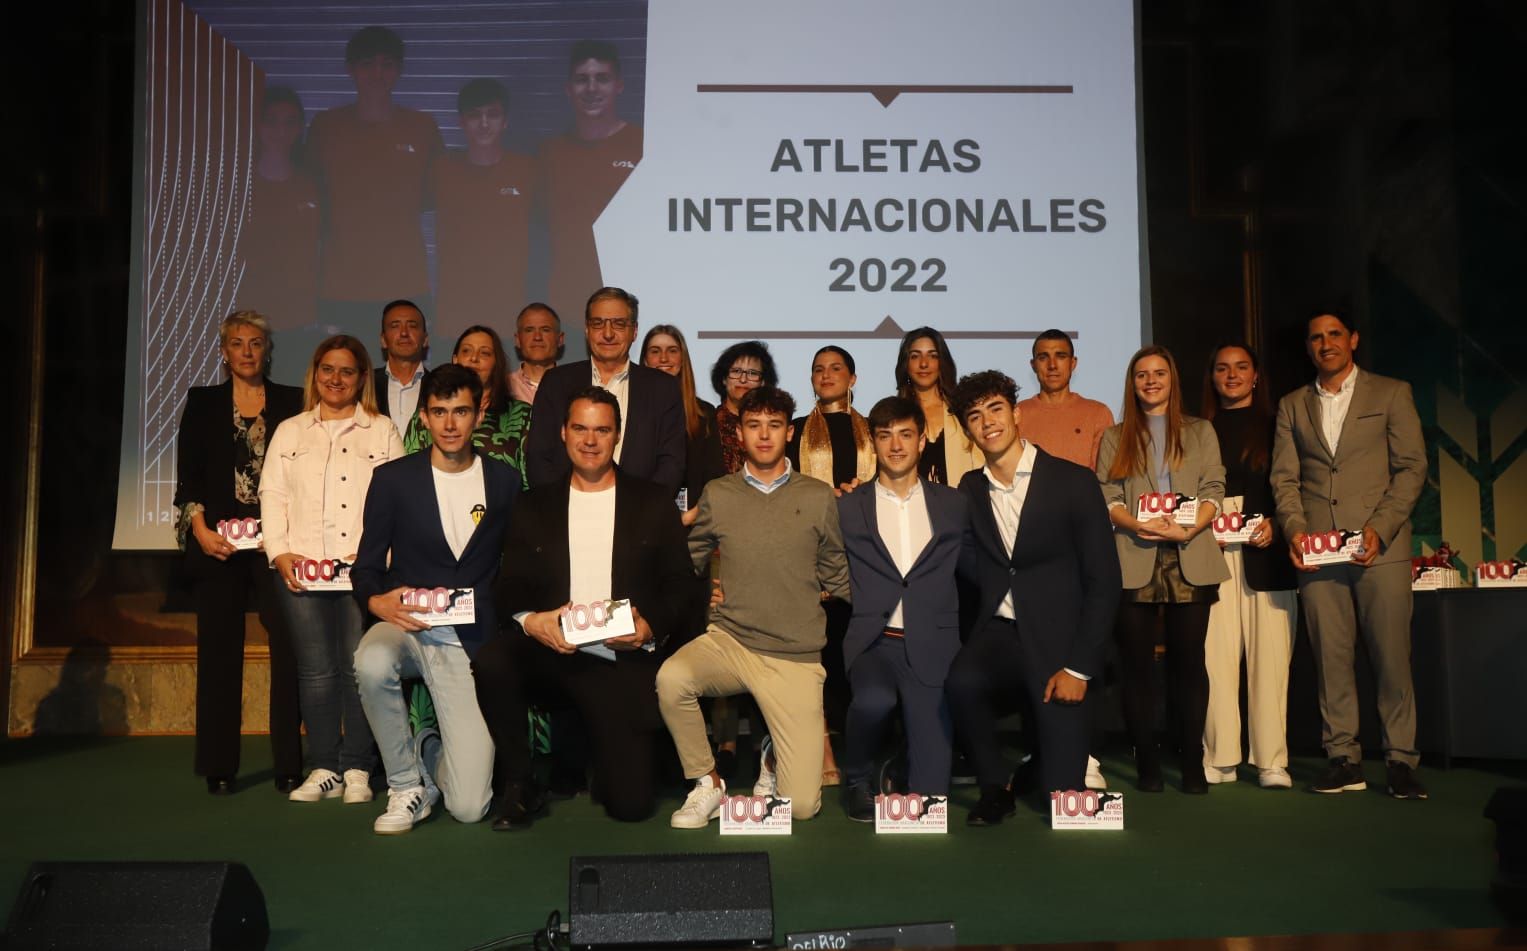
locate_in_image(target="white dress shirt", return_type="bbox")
[384,363,425,438]
[259,406,404,563]
[1315,366,1358,456]
[874,478,933,629]
[591,361,632,464]
[984,440,1089,681]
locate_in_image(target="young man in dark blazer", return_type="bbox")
[351,364,521,834]
[523,287,685,496]
[945,370,1122,825]
[838,396,970,820]
[472,386,698,828]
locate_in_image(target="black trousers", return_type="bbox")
[946,618,1090,794]
[472,633,662,822]
[1114,599,1212,765]
[193,550,301,779]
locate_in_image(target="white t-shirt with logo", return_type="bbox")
[425,456,486,646]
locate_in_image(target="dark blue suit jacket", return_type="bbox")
[352,450,520,657]
[524,360,685,496]
[839,478,970,687]
[957,447,1121,678]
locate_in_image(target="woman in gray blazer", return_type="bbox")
[1097,346,1229,794]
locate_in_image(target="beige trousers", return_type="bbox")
[656,625,826,819]
[1203,532,1297,770]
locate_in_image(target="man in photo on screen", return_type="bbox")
[307,25,443,341]
[537,40,643,331]
[659,387,851,829]
[508,303,565,404]
[430,79,537,345]
[373,300,429,440]
[351,364,521,834]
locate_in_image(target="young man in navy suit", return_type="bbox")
[945,370,1121,825]
[837,396,970,821]
[352,364,521,834]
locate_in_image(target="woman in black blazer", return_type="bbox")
[173,311,304,794]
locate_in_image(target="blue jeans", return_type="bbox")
[354,622,494,823]
[277,586,374,775]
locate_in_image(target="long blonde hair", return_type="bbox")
[302,335,379,416]
[641,324,706,438]
[1108,345,1186,480]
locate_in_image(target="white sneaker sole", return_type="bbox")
[1259,771,1293,789]
[289,783,344,803]
[1313,780,1367,794]
[1205,767,1238,785]
[374,801,432,835]
[343,786,374,804]
[669,803,721,829]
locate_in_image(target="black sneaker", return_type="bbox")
[966,785,1016,827]
[490,781,546,831]
[1311,757,1367,794]
[1386,762,1429,800]
[844,781,875,823]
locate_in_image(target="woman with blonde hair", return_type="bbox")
[1096,345,1228,794]
[641,323,719,525]
[174,311,304,794]
[261,334,403,804]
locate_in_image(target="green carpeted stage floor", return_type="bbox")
[1,737,1519,949]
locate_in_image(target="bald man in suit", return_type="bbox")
[1270,312,1427,800]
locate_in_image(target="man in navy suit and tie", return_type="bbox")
[837,397,970,821]
[523,286,685,496]
[352,363,521,834]
[945,370,1121,825]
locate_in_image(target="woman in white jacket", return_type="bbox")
[260,335,404,804]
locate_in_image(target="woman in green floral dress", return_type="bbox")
[402,325,530,487]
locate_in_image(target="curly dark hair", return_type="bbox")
[950,370,1020,434]
[737,386,796,422]
[709,341,779,402]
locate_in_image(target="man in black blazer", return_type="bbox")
[372,299,428,435]
[945,370,1121,825]
[523,287,685,495]
[473,386,698,828]
[838,397,970,820]
[351,364,521,834]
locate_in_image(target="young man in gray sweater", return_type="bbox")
[657,387,851,827]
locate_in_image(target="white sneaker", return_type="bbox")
[373,785,438,835]
[670,775,726,829]
[1205,765,1238,785]
[342,769,374,803]
[1085,756,1107,791]
[289,768,344,802]
[1258,767,1293,789]
[752,736,777,798]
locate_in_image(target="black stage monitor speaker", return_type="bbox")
[5,861,269,951]
[568,852,773,949]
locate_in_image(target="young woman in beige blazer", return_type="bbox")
[1096,346,1229,794]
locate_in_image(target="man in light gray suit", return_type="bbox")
[1270,312,1428,799]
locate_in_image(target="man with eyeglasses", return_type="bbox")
[524,286,684,495]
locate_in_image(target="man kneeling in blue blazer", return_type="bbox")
[351,364,521,834]
[838,396,971,821]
